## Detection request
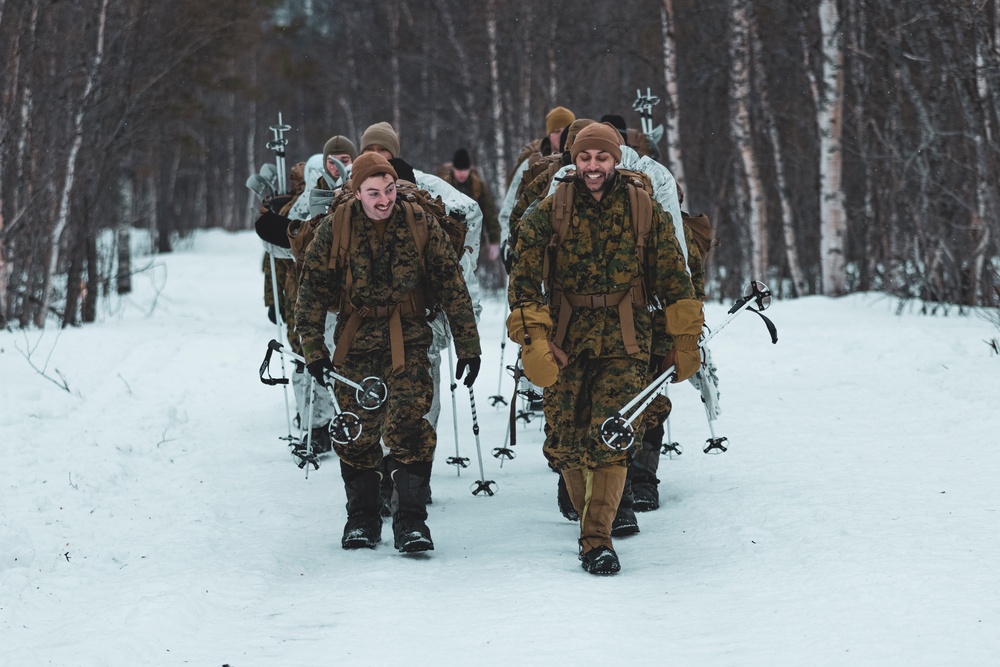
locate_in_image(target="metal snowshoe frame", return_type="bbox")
[600,280,777,452]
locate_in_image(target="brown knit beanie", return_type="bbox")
[570,122,624,162]
[359,121,401,158]
[323,135,357,161]
[545,106,576,135]
[350,152,398,189]
[563,118,596,154]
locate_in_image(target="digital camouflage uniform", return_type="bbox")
[508,173,695,471]
[295,198,481,470]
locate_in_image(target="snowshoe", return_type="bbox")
[580,545,621,575]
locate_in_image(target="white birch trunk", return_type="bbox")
[39,0,109,326]
[660,0,686,187]
[487,0,507,197]
[729,0,766,282]
[818,0,847,295]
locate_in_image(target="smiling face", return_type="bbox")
[574,148,616,196]
[357,173,397,221]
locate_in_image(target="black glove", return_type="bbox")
[456,355,481,387]
[265,194,294,215]
[306,358,335,387]
[267,304,277,324]
[501,242,513,274]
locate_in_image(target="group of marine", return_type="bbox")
[252,105,717,575]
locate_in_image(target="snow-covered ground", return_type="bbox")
[2,229,998,666]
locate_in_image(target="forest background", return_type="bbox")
[1,0,998,329]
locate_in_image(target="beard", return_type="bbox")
[578,168,614,193]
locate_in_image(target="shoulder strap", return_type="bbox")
[543,181,575,292]
[626,179,653,267]
[401,200,429,267]
[329,202,353,271]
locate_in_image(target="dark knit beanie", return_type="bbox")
[599,114,628,136]
[359,122,401,158]
[570,122,624,162]
[351,152,398,189]
[452,148,471,170]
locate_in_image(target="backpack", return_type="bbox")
[508,138,543,186]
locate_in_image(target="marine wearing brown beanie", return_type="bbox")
[359,122,401,158]
[545,106,576,135]
[569,122,624,163]
[350,152,398,189]
[563,118,596,154]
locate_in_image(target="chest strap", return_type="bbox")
[551,277,646,355]
[333,290,425,374]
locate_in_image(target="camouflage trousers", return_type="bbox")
[332,343,436,470]
[542,351,650,470]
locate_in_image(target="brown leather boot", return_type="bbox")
[578,466,627,575]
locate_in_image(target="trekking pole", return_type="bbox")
[266,255,296,447]
[661,384,683,457]
[445,346,469,474]
[293,378,319,475]
[632,87,663,146]
[267,112,291,195]
[492,362,520,464]
[600,281,776,451]
[489,315,508,407]
[260,339,388,409]
[467,387,497,496]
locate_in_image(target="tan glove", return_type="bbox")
[664,299,705,383]
[507,304,559,388]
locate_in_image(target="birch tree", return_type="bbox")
[660,0,686,187]
[729,0,767,282]
[818,0,847,295]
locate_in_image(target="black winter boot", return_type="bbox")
[632,427,663,512]
[311,425,333,454]
[340,461,383,549]
[389,460,434,553]
[580,544,621,575]
[557,473,579,521]
[611,476,640,537]
[378,458,394,518]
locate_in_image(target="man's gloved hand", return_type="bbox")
[664,299,705,383]
[306,357,335,387]
[456,355,481,387]
[507,304,559,388]
[267,304,277,324]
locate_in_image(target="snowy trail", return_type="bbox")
[2,230,999,666]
